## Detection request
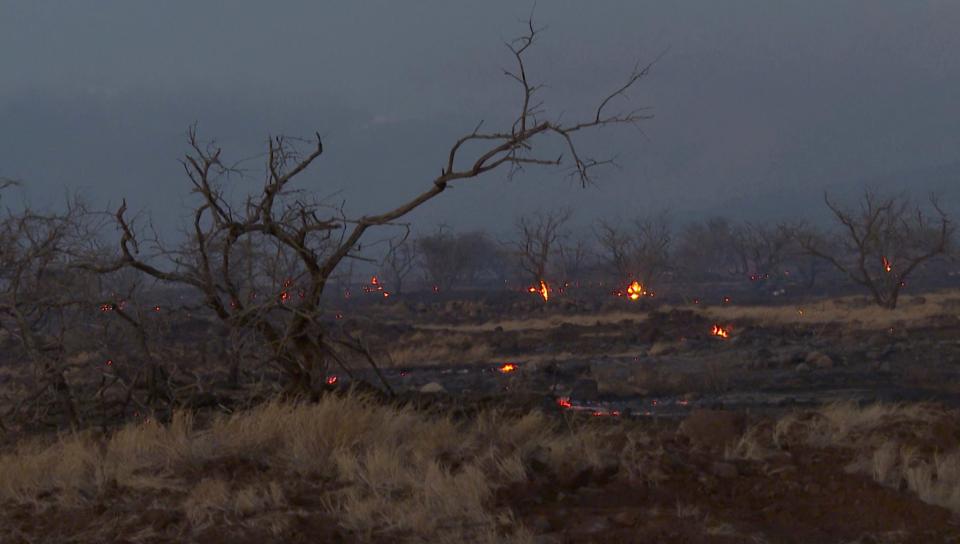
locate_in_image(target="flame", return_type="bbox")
[371,275,380,286]
[626,280,646,301]
[383,291,390,298]
[711,324,731,339]
[326,375,338,385]
[498,363,518,374]
[556,397,572,409]
[529,280,550,302]
[882,256,892,273]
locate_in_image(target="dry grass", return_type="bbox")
[768,401,960,513]
[0,393,633,542]
[687,289,960,328]
[416,310,648,333]
[384,331,495,367]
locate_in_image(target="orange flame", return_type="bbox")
[711,324,731,339]
[529,280,550,302]
[626,280,646,301]
[556,397,572,409]
[326,375,338,385]
[371,275,380,286]
[882,256,892,273]
[498,363,518,374]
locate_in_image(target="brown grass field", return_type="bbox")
[3,290,960,542]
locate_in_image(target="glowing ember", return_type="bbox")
[711,324,732,339]
[626,280,646,301]
[152,305,161,312]
[280,291,290,303]
[99,303,113,312]
[722,296,732,305]
[326,375,338,385]
[882,256,892,273]
[556,397,572,409]
[371,275,380,286]
[105,359,113,366]
[498,363,518,374]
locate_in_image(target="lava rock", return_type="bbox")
[711,461,739,479]
[805,351,834,369]
[419,382,446,394]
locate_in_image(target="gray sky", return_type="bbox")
[2,1,958,237]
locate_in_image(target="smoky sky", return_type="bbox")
[2,1,958,238]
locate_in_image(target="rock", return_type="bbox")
[612,510,641,527]
[711,461,739,479]
[529,515,552,533]
[805,351,834,369]
[771,348,803,368]
[678,409,746,451]
[647,340,677,356]
[419,382,446,394]
[682,391,700,402]
[582,517,612,533]
[571,378,599,401]
[795,363,811,373]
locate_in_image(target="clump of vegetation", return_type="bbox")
[0,393,626,542]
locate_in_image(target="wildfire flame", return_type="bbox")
[626,280,646,301]
[882,256,892,273]
[498,363,518,374]
[371,275,380,286]
[556,397,572,409]
[529,280,550,302]
[711,324,731,339]
[326,375,338,385]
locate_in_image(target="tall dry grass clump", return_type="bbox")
[0,393,621,542]
[770,401,960,513]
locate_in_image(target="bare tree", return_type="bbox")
[729,222,795,283]
[379,232,417,296]
[674,217,740,280]
[798,189,953,309]
[512,208,572,288]
[89,17,655,394]
[595,211,672,288]
[0,193,106,429]
[557,236,591,284]
[418,226,467,291]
